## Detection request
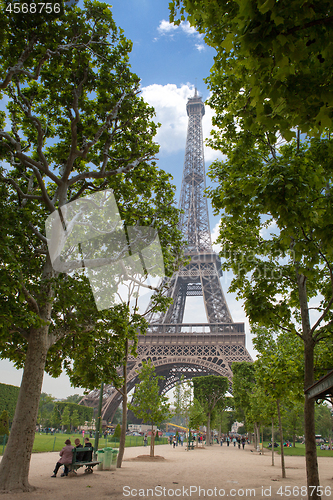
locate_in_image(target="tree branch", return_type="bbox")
[67,158,142,186]
[20,283,40,315]
[28,222,48,244]
[312,297,333,339]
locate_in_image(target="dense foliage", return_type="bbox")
[170,0,333,139]
[0,383,19,422]
[0,0,183,491]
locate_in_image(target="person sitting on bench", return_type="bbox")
[51,439,73,477]
[82,437,93,461]
[74,438,84,461]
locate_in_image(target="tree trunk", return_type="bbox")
[150,426,155,457]
[277,398,286,478]
[255,422,260,450]
[261,424,264,453]
[117,339,128,468]
[0,326,49,491]
[297,271,321,500]
[304,340,320,500]
[206,412,211,445]
[271,418,275,466]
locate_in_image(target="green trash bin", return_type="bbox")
[103,447,113,470]
[97,449,104,471]
[110,449,118,470]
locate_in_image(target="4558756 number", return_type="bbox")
[5,3,61,13]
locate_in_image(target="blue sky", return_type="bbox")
[0,0,255,398]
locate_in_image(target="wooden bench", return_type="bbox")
[67,447,100,475]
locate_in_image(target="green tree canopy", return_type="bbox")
[129,360,170,457]
[0,0,183,492]
[192,375,228,446]
[170,0,333,138]
[206,134,333,497]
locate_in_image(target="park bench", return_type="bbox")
[67,447,100,475]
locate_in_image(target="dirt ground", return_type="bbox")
[1,443,332,500]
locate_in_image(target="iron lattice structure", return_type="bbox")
[80,90,252,421]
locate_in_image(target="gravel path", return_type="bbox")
[1,443,332,499]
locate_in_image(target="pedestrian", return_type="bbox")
[51,439,73,477]
[173,436,176,448]
[220,437,223,446]
[233,437,236,447]
[180,435,184,446]
[144,434,148,447]
[242,437,245,449]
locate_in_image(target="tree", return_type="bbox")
[253,326,304,477]
[170,0,333,139]
[283,400,304,447]
[192,375,229,446]
[64,395,82,404]
[189,398,205,441]
[206,135,333,498]
[37,393,54,429]
[71,409,80,430]
[129,360,170,457]
[315,404,333,444]
[113,423,121,440]
[61,406,71,433]
[232,362,256,435]
[211,396,234,442]
[0,0,183,492]
[173,376,192,428]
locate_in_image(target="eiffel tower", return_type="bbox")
[80,89,252,421]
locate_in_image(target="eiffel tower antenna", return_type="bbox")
[80,89,252,422]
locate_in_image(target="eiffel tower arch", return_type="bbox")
[80,89,252,422]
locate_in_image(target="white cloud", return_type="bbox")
[156,19,205,51]
[195,43,206,52]
[180,21,197,36]
[157,19,178,34]
[141,83,224,163]
[211,220,222,254]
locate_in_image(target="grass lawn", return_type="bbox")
[0,433,168,455]
[262,442,333,457]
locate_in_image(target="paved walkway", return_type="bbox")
[1,443,333,499]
